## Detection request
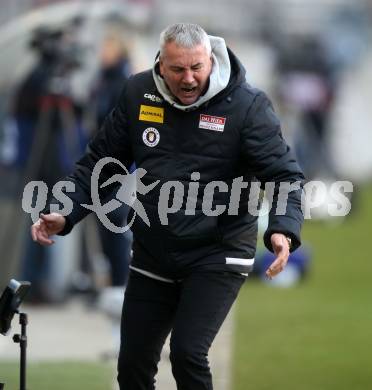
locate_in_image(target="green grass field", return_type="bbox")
[0,361,113,390]
[233,185,372,390]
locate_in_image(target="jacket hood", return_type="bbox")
[152,35,245,111]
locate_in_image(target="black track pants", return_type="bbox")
[117,269,245,390]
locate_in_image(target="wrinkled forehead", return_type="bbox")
[160,42,212,66]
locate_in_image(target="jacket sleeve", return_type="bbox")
[47,79,134,235]
[240,90,305,252]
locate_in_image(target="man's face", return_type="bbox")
[159,41,213,105]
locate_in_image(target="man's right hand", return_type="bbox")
[31,213,66,246]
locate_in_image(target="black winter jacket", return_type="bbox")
[54,48,304,278]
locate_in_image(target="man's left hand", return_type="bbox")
[265,233,290,280]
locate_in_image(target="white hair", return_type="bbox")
[159,23,211,56]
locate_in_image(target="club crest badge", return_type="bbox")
[142,127,160,147]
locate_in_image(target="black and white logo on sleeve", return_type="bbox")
[143,127,160,147]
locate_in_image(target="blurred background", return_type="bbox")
[0,0,371,389]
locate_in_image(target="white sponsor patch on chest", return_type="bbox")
[199,114,226,132]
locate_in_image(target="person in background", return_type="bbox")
[86,32,133,355]
[275,36,337,179]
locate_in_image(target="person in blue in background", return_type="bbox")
[85,31,134,355]
[88,31,133,289]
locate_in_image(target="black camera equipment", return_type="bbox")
[30,26,83,72]
[0,280,31,390]
[0,23,85,295]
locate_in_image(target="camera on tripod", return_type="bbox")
[28,24,85,97]
[30,25,83,72]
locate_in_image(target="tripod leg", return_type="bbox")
[12,313,28,390]
[19,313,28,390]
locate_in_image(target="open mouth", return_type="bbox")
[181,86,197,93]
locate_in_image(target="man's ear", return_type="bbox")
[159,57,164,76]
